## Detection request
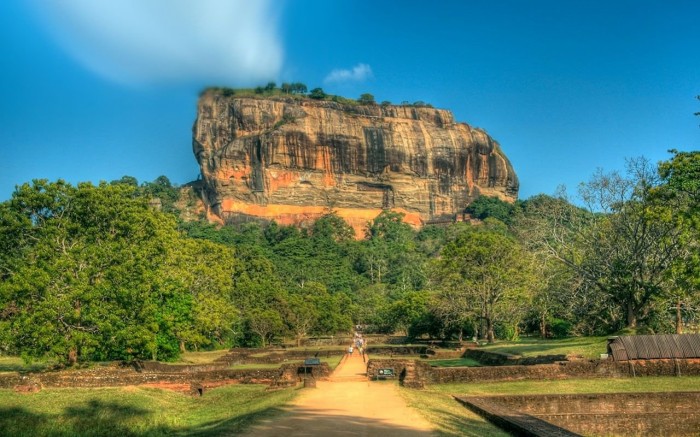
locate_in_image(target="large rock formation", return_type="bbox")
[193,91,518,235]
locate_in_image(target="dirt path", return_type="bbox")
[239,351,436,436]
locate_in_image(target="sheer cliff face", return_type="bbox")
[193,91,518,234]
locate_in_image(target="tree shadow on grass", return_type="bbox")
[0,401,153,437]
[0,406,49,437]
[0,402,442,437]
[174,406,287,436]
[194,405,437,437]
[428,408,510,437]
[63,399,152,436]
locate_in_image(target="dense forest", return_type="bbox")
[0,151,698,364]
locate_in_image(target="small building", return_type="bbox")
[607,334,700,361]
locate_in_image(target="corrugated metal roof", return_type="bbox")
[607,334,700,361]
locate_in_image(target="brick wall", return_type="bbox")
[464,348,568,366]
[431,359,700,383]
[458,392,700,437]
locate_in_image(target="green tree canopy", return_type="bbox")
[358,93,376,105]
[309,88,326,100]
[431,227,535,342]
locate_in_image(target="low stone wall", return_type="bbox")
[302,336,351,346]
[455,395,579,437]
[47,366,281,388]
[0,363,288,392]
[0,360,336,393]
[425,348,465,359]
[495,391,700,414]
[463,349,568,366]
[458,392,700,436]
[271,362,332,388]
[430,358,700,383]
[366,346,427,356]
[0,373,23,389]
[366,359,431,388]
[134,361,230,373]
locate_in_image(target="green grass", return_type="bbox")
[400,386,508,437]
[427,358,482,367]
[0,384,297,436]
[175,350,230,365]
[477,336,608,359]
[432,376,700,396]
[0,356,52,373]
[322,354,344,370]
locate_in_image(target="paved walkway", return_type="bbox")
[240,351,436,436]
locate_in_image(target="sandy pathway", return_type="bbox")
[239,351,436,436]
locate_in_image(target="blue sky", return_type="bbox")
[1,0,698,201]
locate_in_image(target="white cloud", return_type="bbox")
[324,63,373,84]
[31,0,283,86]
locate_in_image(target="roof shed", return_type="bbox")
[607,334,700,361]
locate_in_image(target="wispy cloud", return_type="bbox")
[324,63,373,84]
[31,0,283,86]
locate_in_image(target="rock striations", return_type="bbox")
[193,90,518,235]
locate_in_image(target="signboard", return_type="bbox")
[378,368,394,377]
[304,358,321,366]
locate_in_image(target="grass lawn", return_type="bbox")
[168,348,346,370]
[477,336,609,359]
[322,354,344,370]
[176,350,230,365]
[0,384,297,436]
[400,385,509,437]
[427,357,482,367]
[401,376,700,436]
[433,375,700,396]
[0,356,53,373]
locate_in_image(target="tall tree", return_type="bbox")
[0,180,239,363]
[520,159,688,331]
[431,226,535,342]
[654,150,700,332]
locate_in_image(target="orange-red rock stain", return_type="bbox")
[219,199,422,238]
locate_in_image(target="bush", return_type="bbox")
[309,88,326,100]
[550,318,573,338]
[358,93,376,105]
